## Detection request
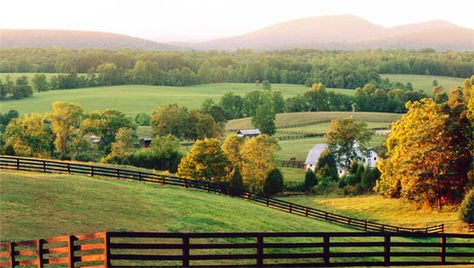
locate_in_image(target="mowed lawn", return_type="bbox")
[225,112,402,130]
[0,170,354,241]
[0,82,353,116]
[381,74,465,94]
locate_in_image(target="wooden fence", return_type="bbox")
[279,160,305,169]
[0,155,444,234]
[1,231,473,267]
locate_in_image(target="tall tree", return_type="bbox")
[251,101,276,135]
[48,101,83,159]
[325,117,371,169]
[32,74,49,92]
[151,104,189,139]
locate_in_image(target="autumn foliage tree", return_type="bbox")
[376,98,471,209]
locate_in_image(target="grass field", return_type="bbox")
[280,121,391,133]
[381,74,465,94]
[280,193,464,231]
[226,111,402,130]
[0,170,355,241]
[0,81,353,116]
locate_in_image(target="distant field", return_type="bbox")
[0,82,354,116]
[381,74,465,94]
[281,121,392,133]
[226,111,402,130]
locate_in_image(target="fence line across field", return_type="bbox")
[0,155,444,234]
[1,231,473,267]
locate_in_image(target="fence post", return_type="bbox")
[266,197,269,207]
[439,235,446,264]
[207,181,211,192]
[182,234,190,267]
[43,161,46,173]
[16,158,20,170]
[364,220,368,231]
[323,234,330,266]
[116,169,120,179]
[289,203,293,213]
[67,163,70,174]
[91,166,94,177]
[9,242,14,267]
[138,172,142,181]
[67,235,74,268]
[305,207,309,217]
[384,234,390,266]
[440,224,444,233]
[36,239,43,268]
[325,212,328,221]
[104,232,111,268]
[256,233,264,266]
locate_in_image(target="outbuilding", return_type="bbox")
[236,129,261,138]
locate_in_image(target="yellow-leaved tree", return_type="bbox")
[177,138,231,184]
[376,98,471,209]
[48,101,83,159]
[4,113,52,158]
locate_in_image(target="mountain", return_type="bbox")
[194,15,474,51]
[0,29,175,50]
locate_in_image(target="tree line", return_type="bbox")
[1,48,472,89]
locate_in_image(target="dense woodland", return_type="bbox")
[0,48,472,88]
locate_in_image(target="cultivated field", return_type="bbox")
[380,74,465,94]
[225,111,402,130]
[0,82,353,116]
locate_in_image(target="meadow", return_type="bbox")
[0,82,353,116]
[380,74,465,94]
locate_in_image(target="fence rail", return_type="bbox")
[279,160,305,169]
[0,155,444,234]
[1,231,473,267]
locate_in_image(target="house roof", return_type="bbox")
[237,129,261,135]
[140,137,152,141]
[304,144,328,165]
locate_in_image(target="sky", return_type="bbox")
[1,0,473,42]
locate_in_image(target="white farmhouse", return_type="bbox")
[304,143,379,175]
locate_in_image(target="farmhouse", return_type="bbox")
[236,129,261,138]
[304,143,379,175]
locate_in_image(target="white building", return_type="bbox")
[304,143,379,175]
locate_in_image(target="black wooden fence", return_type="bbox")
[0,155,444,234]
[1,231,473,267]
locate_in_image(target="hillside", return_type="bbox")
[0,29,174,50]
[0,170,352,241]
[196,15,474,51]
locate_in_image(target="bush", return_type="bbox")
[263,168,284,195]
[360,167,381,192]
[304,169,318,191]
[344,174,358,185]
[338,178,347,188]
[229,167,246,194]
[459,189,474,223]
[285,182,305,192]
[313,177,332,195]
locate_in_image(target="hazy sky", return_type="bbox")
[1,0,473,41]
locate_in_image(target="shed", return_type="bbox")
[236,129,261,138]
[139,137,152,148]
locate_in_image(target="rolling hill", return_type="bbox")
[0,29,175,50]
[195,15,474,51]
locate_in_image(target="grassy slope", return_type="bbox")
[0,83,353,116]
[381,74,465,94]
[281,121,391,133]
[280,194,465,232]
[0,170,354,241]
[225,112,402,130]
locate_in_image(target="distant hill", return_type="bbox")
[0,29,175,50]
[194,15,474,51]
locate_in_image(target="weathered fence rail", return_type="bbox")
[0,155,444,234]
[279,160,305,169]
[1,231,472,267]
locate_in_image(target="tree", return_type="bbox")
[325,117,371,170]
[304,169,318,191]
[219,92,242,119]
[177,138,231,184]
[242,90,271,117]
[186,110,221,140]
[263,168,284,195]
[239,135,278,192]
[251,101,276,135]
[95,110,135,153]
[151,104,189,139]
[432,79,438,86]
[32,74,49,92]
[96,63,121,85]
[222,135,244,167]
[3,113,52,157]
[0,79,5,99]
[459,189,474,224]
[13,76,33,99]
[272,91,285,113]
[262,80,272,91]
[104,128,137,163]
[376,99,471,208]
[48,101,83,159]
[229,167,246,193]
[315,149,338,180]
[135,113,151,126]
[304,83,329,111]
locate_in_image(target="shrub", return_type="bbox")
[361,167,381,192]
[459,189,474,223]
[313,177,332,195]
[285,182,305,192]
[229,167,246,194]
[304,169,318,191]
[263,168,284,195]
[355,164,365,184]
[338,178,347,188]
[344,174,357,185]
[315,149,338,181]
